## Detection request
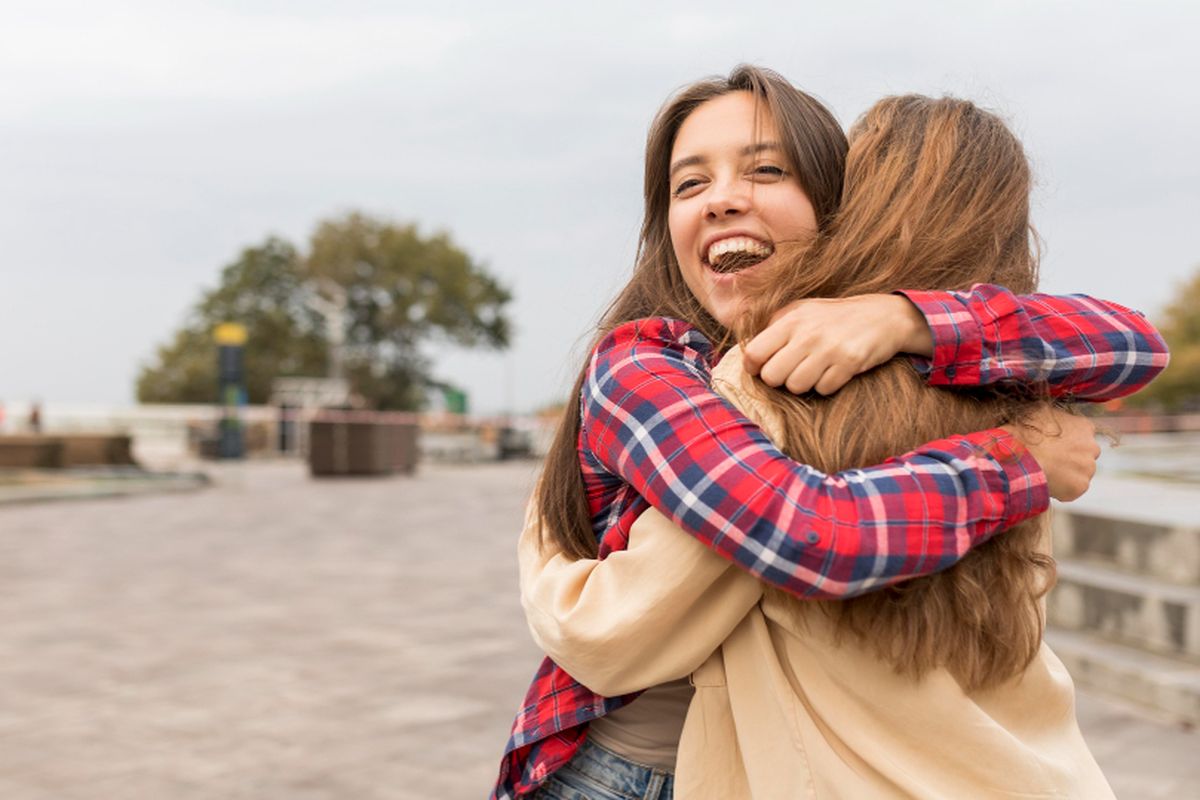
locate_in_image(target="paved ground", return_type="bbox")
[0,460,1195,799]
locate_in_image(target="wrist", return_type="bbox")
[892,294,934,357]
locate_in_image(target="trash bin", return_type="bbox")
[309,415,418,476]
[392,420,419,474]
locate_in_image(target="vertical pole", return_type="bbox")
[214,323,248,460]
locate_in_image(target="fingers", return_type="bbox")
[1062,413,1099,451]
[813,364,855,396]
[758,354,854,397]
[743,324,791,376]
[753,341,864,396]
[784,359,825,395]
[1082,420,1102,462]
[742,295,892,396]
[1058,450,1097,502]
[757,339,808,387]
[1057,467,1095,502]
[1027,410,1101,502]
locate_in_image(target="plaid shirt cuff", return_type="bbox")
[964,427,1050,525]
[897,288,986,385]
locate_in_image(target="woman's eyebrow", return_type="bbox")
[669,155,705,178]
[669,142,784,178]
[743,141,783,156]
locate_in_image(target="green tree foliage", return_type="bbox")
[137,238,328,404]
[1132,266,1200,410]
[305,213,511,409]
[137,214,512,410]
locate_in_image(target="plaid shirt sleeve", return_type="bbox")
[580,317,1049,600]
[900,284,1169,399]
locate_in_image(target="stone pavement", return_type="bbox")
[0,461,1195,799]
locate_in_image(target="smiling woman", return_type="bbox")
[491,65,1167,800]
[667,92,819,326]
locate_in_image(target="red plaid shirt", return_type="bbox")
[492,285,1168,799]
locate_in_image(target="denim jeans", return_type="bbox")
[533,739,674,800]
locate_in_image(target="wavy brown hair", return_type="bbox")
[738,95,1054,691]
[537,66,848,560]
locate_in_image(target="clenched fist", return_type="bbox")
[742,294,933,396]
[1002,407,1100,502]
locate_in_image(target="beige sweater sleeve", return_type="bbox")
[519,347,771,697]
[519,505,762,696]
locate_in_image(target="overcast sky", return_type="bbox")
[2,0,1197,414]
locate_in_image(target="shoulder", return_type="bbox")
[592,317,716,371]
[581,318,718,419]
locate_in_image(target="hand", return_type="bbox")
[742,294,934,396]
[1002,407,1100,502]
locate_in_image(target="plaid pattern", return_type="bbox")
[900,286,1170,396]
[492,286,1169,799]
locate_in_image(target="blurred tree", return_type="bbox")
[137,238,328,404]
[1128,265,1200,410]
[137,214,512,410]
[305,213,511,409]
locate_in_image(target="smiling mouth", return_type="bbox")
[705,237,774,274]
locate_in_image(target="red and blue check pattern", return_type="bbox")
[492,286,1168,799]
[901,286,1170,397]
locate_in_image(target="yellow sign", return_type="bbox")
[214,322,248,346]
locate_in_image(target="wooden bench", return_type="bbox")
[0,435,136,468]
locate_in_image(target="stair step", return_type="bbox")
[1047,560,1200,659]
[1045,627,1200,724]
[1058,473,1200,529]
[1053,506,1200,584]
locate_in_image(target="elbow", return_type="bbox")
[527,617,654,696]
[1151,332,1171,372]
[524,610,624,688]
[548,636,640,697]
[1136,318,1171,375]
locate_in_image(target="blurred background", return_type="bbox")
[1,1,1198,798]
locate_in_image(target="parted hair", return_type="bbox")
[536,66,848,561]
[738,95,1053,691]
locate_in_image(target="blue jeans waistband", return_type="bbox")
[565,739,673,799]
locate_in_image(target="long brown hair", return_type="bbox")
[537,66,848,560]
[738,95,1053,691]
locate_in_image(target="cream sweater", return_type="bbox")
[519,347,1113,799]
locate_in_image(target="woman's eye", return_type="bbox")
[753,165,786,179]
[672,178,704,197]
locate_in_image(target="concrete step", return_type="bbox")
[1071,471,1200,531]
[1053,507,1200,584]
[1047,560,1200,660]
[1045,627,1200,725]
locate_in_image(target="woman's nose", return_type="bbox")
[704,179,752,219]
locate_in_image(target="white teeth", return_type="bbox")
[706,236,772,266]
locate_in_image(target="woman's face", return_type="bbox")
[668,91,818,328]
